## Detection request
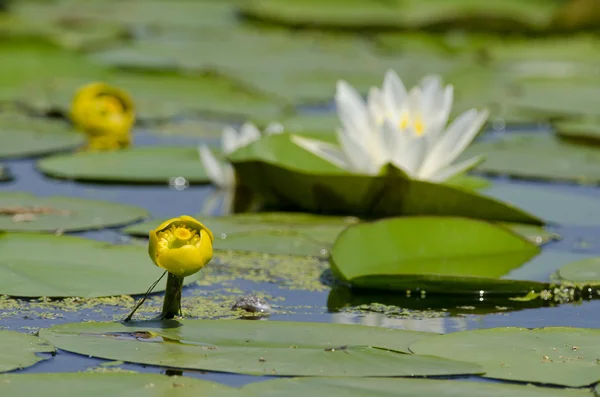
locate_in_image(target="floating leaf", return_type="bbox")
[243,376,593,397]
[229,134,542,224]
[124,212,357,257]
[330,217,542,294]
[556,257,600,284]
[554,120,600,143]
[0,373,246,397]
[37,147,216,184]
[238,0,558,33]
[0,192,148,232]
[0,115,84,159]
[0,233,199,297]
[462,133,600,184]
[0,330,55,372]
[409,326,600,387]
[40,319,484,377]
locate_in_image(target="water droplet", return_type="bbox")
[319,248,328,256]
[169,176,189,191]
[220,233,227,239]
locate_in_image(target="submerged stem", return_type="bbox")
[161,272,184,319]
[124,270,167,322]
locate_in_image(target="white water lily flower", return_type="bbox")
[292,70,489,182]
[198,121,283,188]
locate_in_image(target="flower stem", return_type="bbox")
[161,272,184,319]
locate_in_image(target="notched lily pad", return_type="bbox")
[0,373,246,397]
[0,330,55,372]
[410,327,600,387]
[37,147,219,184]
[40,319,484,377]
[0,192,148,232]
[0,115,84,159]
[0,233,199,298]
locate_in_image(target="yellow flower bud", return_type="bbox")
[148,215,214,277]
[70,82,136,150]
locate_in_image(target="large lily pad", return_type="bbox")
[239,0,558,33]
[0,233,199,298]
[39,319,484,377]
[124,212,358,257]
[0,330,55,372]
[409,327,600,387]
[37,147,216,184]
[461,133,600,184]
[555,257,600,284]
[0,192,148,232]
[330,217,542,294]
[0,115,84,159]
[229,134,542,224]
[0,373,246,397]
[243,377,594,397]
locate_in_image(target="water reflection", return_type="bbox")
[331,312,469,334]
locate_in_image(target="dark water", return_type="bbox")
[3,127,600,387]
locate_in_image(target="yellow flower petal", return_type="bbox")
[156,243,213,277]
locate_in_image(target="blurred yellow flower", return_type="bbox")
[70,82,136,150]
[148,215,214,277]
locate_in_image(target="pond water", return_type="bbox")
[4,125,600,387]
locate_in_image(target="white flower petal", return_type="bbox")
[222,126,239,154]
[428,155,485,183]
[265,122,284,135]
[336,80,373,145]
[382,69,407,117]
[367,87,386,124]
[418,109,489,178]
[199,145,229,188]
[239,122,261,148]
[336,127,381,174]
[424,85,454,147]
[290,135,350,170]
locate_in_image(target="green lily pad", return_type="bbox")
[229,134,542,224]
[409,327,600,387]
[554,120,600,143]
[124,212,358,257]
[462,133,600,185]
[39,319,484,377]
[0,373,246,397]
[37,147,217,184]
[556,257,600,284]
[0,115,84,159]
[239,0,558,33]
[0,192,148,232]
[0,232,200,298]
[0,39,282,122]
[330,217,542,294]
[510,78,600,121]
[0,330,55,372]
[243,377,594,397]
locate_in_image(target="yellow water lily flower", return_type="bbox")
[148,215,214,277]
[70,82,136,150]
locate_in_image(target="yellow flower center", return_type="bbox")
[174,227,192,241]
[156,225,201,253]
[398,112,425,136]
